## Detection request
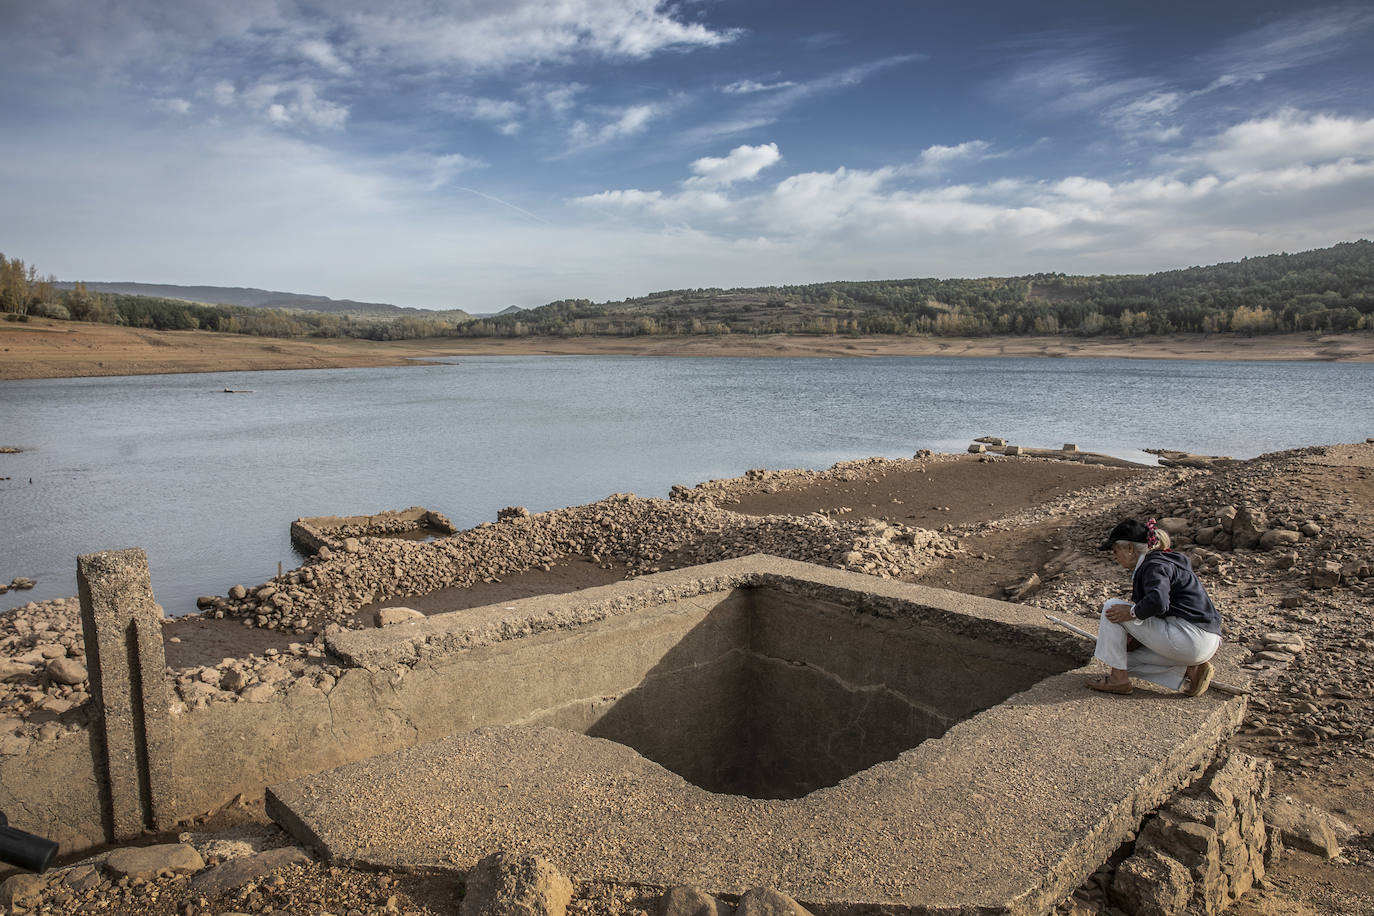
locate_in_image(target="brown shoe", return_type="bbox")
[1087,677,1133,695]
[1183,662,1214,697]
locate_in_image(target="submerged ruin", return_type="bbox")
[1,549,1249,914]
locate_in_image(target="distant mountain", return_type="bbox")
[56,281,470,320]
[495,305,527,315]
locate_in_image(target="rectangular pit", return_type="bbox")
[571,586,1080,799]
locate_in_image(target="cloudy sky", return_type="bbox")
[2,1,1372,311]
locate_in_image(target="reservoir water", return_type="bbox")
[2,355,1370,614]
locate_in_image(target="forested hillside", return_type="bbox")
[4,241,1371,342]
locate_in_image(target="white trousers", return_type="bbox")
[1094,601,1222,690]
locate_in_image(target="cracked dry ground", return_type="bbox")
[8,444,1373,915]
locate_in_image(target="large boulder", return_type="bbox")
[1263,796,1352,859]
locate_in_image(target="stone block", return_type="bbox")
[77,548,176,839]
[1111,851,1192,916]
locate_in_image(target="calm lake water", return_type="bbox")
[2,355,1371,614]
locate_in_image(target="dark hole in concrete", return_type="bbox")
[584,586,1081,800]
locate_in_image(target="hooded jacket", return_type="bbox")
[1131,550,1222,634]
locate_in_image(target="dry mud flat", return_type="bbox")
[2,442,1373,915]
[3,316,1374,380]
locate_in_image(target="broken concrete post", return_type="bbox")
[77,548,176,840]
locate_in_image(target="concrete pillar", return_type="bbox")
[77,548,176,840]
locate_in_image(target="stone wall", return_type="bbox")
[1060,753,1273,916]
[289,507,457,555]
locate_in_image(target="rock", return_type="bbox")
[9,578,36,590]
[0,660,34,681]
[45,657,87,685]
[0,872,46,909]
[104,843,205,881]
[736,887,813,916]
[1194,526,1218,546]
[1111,851,1193,916]
[1259,529,1301,549]
[1232,507,1267,549]
[1298,521,1322,537]
[1005,572,1041,601]
[196,595,219,609]
[1273,550,1299,569]
[343,537,361,554]
[220,669,249,692]
[1157,517,1191,536]
[375,606,425,627]
[967,443,986,454]
[229,585,247,600]
[189,846,312,897]
[62,864,102,893]
[497,506,532,521]
[1310,561,1342,589]
[1263,796,1348,858]
[659,885,728,916]
[1217,505,1238,530]
[239,683,277,703]
[1003,445,1024,456]
[460,851,573,916]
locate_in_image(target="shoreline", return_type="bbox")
[2,318,1372,379]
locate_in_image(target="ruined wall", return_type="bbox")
[290,507,457,555]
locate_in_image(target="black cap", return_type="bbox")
[1100,518,1150,550]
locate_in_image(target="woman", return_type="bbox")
[1089,518,1222,696]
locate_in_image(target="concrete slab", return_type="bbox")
[268,558,1247,916]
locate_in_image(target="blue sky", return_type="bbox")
[2,1,1372,311]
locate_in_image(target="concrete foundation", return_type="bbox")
[1,554,1247,916]
[266,557,1248,915]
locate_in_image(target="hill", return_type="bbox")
[459,240,1373,338]
[53,281,470,320]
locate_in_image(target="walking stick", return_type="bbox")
[1045,614,1248,696]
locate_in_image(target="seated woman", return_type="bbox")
[1090,518,1222,696]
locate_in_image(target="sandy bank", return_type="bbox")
[2,317,1371,379]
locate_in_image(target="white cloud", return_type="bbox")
[685,143,781,187]
[212,80,236,106]
[568,103,659,147]
[440,94,524,134]
[1175,109,1374,176]
[298,38,351,75]
[722,79,795,94]
[346,0,739,71]
[155,97,193,115]
[571,106,1374,281]
[1209,6,1374,82]
[232,79,349,130]
[915,140,991,176]
[429,153,483,188]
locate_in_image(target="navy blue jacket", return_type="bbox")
[1132,551,1222,635]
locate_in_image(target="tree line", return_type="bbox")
[4,241,1372,342]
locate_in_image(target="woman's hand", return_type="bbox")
[1105,603,1134,624]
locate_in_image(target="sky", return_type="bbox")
[2,1,1373,311]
